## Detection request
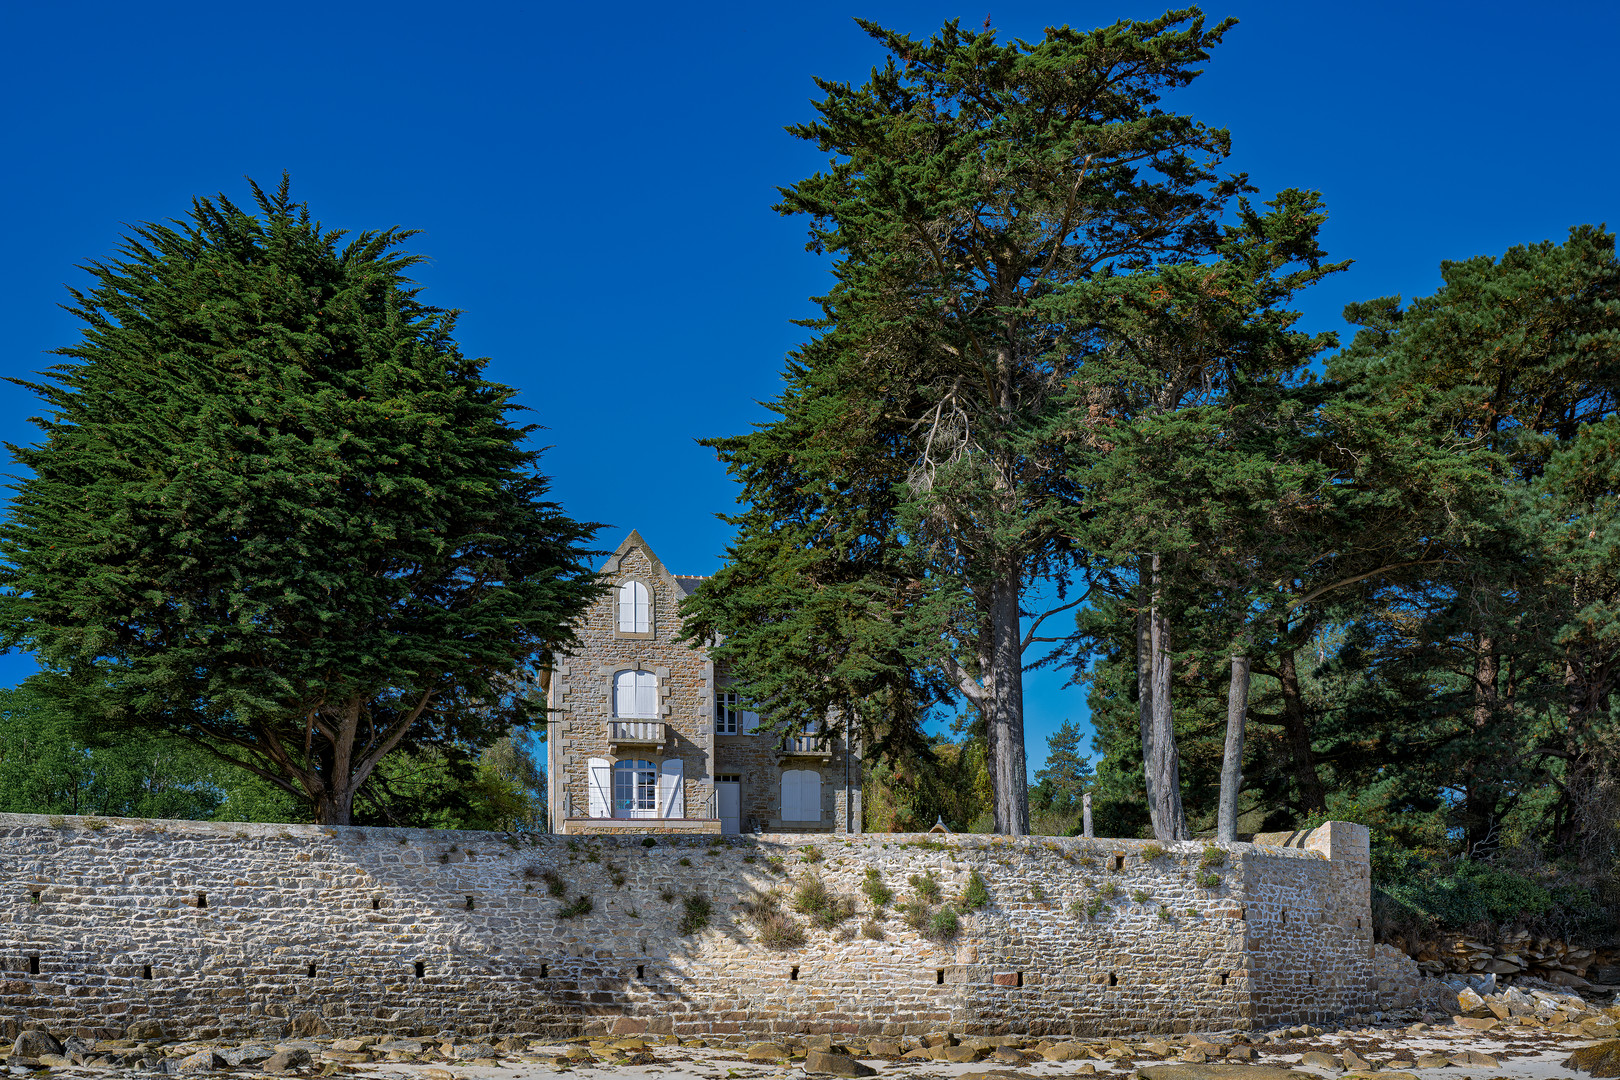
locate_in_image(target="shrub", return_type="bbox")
[756,912,808,950]
[742,855,757,864]
[792,874,854,928]
[900,897,932,933]
[1158,905,1171,921]
[558,895,593,919]
[860,868,894,909]
[1028,883,1048,902]
[1131,888,1150,903]
[678,857,692,867]
[608,865,626,888]
[677,894,712,935]
[1198,871,1221,889]
[909,870,942,904]
[540,870,567,898]
[659,889,676,904]
[1140,843,1167,860]
[860,919,885,941]
[928,905,960,942]
[958,869,990,912]
[1067,898,1088,919]
[800,845,823,863]
[764,855,785,873]
[641,837,657,847]
[1199,846,1227,868]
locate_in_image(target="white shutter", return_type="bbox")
[779,771,795,821]
[803,770,822,822]
[742,710,759,734]
[638,671,658,717]
[660,758,684,819]
[587,758,611,818]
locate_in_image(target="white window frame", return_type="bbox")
[613,759,658,817]
[715,691,758,735]
[617,579,652,635]
[614,669,659,718]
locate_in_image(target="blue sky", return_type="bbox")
[2,0,1616,778]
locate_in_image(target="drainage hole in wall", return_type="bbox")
[29,956,40,976]
[1219,973,1228,986]
[196,892,207,909]
[637,964,645,980]
[1110,856,1124,871]
[935,969,945,985]
[540,963,548,978]
[372,898,381,910]
[414,961,425,980]
[789,966,799,982]
[1106,971,1117,987]
[1016,971,1024,988]
[29,891,41,903]
[142,964,152,980]
[1280,909,1288,926]
[465,895,476,911]
[306,963,316,978]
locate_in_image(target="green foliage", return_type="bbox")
[1130,889,1150,904]
[908,870,942,904]
[557,895,593,919]
[899,897,932,934]
[799,845,822,864]
[1028,720,1094,835]
[1139,844,1167,861]
[641,837,657,848]
[1199,847,1227,868]
[860,868,893,909]
[959,869,990,912]
[741,892,807,950]
[791,874,855,928]
[676,894,712,936]
[677,857,691,867]
[682,11,1254,834]
[927,905,961,942]
[1197,871,1222,889]
[0,177,602,826]
[860,919,884,941]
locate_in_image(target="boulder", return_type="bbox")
[127,1020,168,1041]
[1565,1040,1620,1078]
[1455,1015,1499,1031]
[1416,1054,1450,1068]
[1139,1067,1317,1080]
[262,1048,312,1072]
[13,1030,64,1058]
[223,1045,274,1066]
[331,1037,377,1052]
[941,1045,988,1063]
[748,1042,792,1061]
[866,1039,905,1057]
[1041,1043,1091,1062]
[1299,1052,1340,1071]
[803,1050,876,1077]
[1466,1051,1499,1068]
[1340,1051,1371,1072]
[175,1049,227,1073]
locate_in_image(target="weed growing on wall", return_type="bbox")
[860,868,894,910]
[1140,844,1168,860]
[558,895,593,919]
[959,869,991,912]
[1198,871,1222,889]
[1028,883,1048,902]
[928,906,961,942]
[659,889,676,904]
[678,857,692,867]
[860,919,885,940]
[608,865,626,888]
[909,870,942,904]
[900,897,932,933]
[800,845,823,863]
[540,870,567,898]
[792,874,855,928]
[1131,889,1150,903]
[1158,906,1172,921]
[1200,846,1227,868]
[677,894,712,935]
[640,837,656,847]
[764,856,784,873]
[741,891,807,950]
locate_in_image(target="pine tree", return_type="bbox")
[0,177,602,825]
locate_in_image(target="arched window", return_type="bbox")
[614,669,658,718]
[618,580,651,633]
[613,759,658,816]
[780,769,822,822]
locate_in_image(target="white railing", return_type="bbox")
[780,734,832,756]
[607,720,665,745]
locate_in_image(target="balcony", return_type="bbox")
[775,733,834,763]
[607,720,666,751]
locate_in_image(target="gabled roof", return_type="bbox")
[600,530,695,599]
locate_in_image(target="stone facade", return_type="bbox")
[1,813,1375,1040]
[546,531,860,836]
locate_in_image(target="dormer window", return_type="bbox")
[618,580,651,634]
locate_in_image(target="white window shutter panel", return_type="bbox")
[660,758,684,819]
[638,671,657,717]
[804,770,822,821]
[618,583,632,631]
[742,710,759,735]
[587,758,611,818]
[780,771,796,821]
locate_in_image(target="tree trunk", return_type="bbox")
[1140,553,1187,841]
[1136,558,1162,838]
[1217,654,1251,843]
[1277,648,1327,814]
[988,569,1029,835]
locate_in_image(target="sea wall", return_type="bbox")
[0,814,1373,1040]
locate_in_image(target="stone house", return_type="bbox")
[545,531,862,836]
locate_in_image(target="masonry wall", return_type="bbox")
[0,814,1374,1041]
